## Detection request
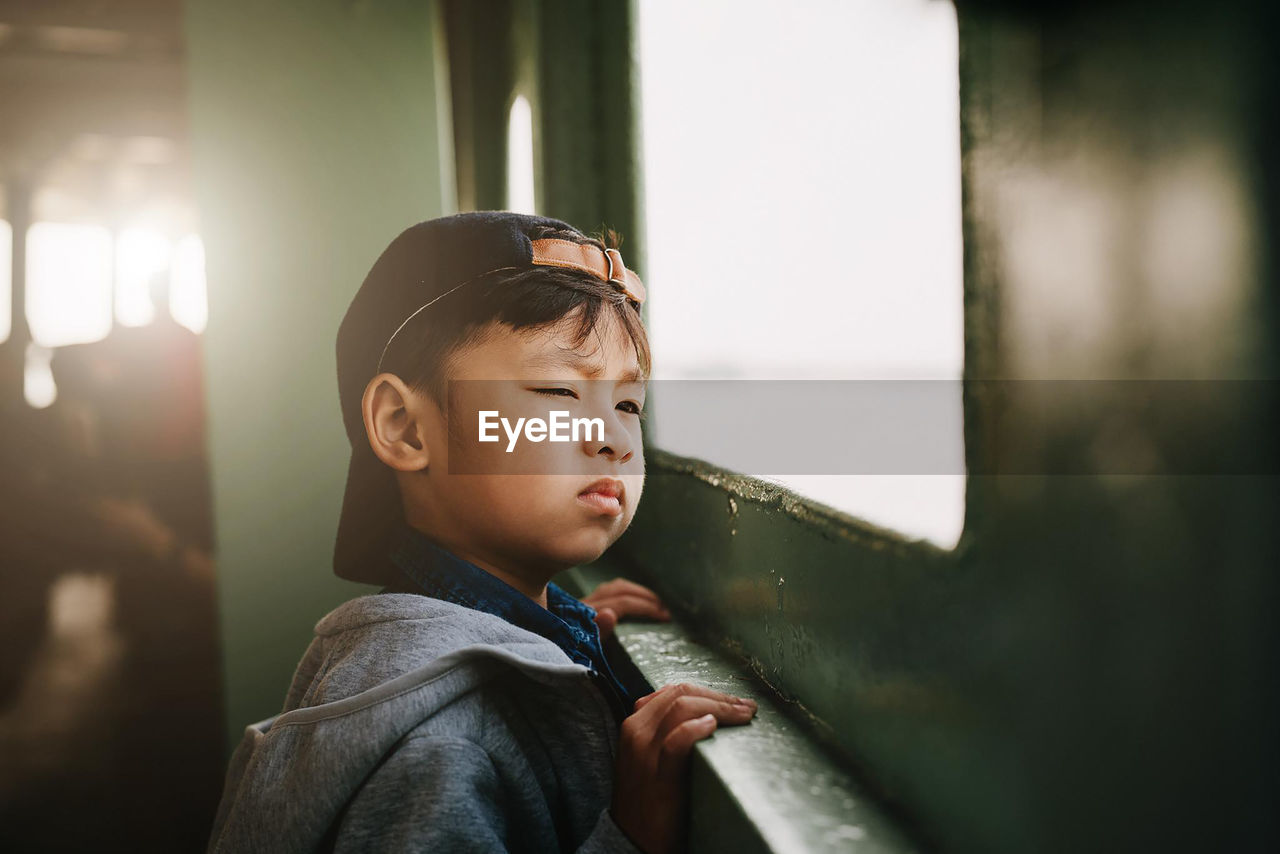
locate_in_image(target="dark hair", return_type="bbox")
[380,224,651,406]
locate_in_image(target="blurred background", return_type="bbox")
[1,0,1276,852]
[0,0,219,849]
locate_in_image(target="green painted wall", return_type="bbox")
[612,1,1280,851]
[183,0,455,751]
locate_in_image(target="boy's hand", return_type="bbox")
[610,683,757,854]
[583,578,671,640]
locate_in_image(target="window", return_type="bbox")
[507,94,536,215]
[13,222,208,407]
[115,227,173,327]
[0,219,10,343]
[26,222,114,349]
[637,0,964,546]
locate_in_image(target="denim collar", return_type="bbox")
[381,523,634,722]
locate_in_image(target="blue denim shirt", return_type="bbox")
[379,523,636,724]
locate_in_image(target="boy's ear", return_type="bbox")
[362,372,432,472]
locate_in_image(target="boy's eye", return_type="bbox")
[618,401,646,419]
[534,388,645,419]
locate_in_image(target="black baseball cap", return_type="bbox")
[332,211,646,585]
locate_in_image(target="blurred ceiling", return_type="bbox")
[0,0,191,225]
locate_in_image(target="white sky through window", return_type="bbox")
[637,0,965,547]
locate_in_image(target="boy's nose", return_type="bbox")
[589,437,634,464]
[585,416,636,464]
[596,444,634,464]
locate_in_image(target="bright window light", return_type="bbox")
[507,94,536,215]
[115,227,172,327]
[638,0,964,547]
[24,341,56,409]
[0,219,10,343]
[26,222,113,348]
[170,234,209,334]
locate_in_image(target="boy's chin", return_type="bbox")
[539,529,620,570]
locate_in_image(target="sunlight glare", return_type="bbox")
[170,234,208,334]
[115,227,172,327]
[23,341,57,408]
[0,219,11,343]
[26,222,113,348]
[507,94,536,215]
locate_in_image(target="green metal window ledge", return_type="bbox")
[555,559,917,854]
[553,449,927,854]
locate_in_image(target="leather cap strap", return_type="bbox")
[529,237,646,305]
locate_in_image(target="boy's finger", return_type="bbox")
[593,607,618,639]
[655,714,717,783]
[589,593,670,621]
[593,577,664,602]
[629,683,755,727]
[638,682,751,708]
[654,696,755,743]
[608,577,662,596]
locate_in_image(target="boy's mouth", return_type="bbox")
[578,478,625,517]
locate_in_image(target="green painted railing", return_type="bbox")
[556,557,922,854]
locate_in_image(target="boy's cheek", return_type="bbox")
[468,479,557,537]
[625,473,644,506]
[450,432,564,474]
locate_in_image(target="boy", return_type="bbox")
[207,212,757,854]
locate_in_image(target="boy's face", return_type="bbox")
[393,309,646,578]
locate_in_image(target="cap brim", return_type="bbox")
[333,442,404,585]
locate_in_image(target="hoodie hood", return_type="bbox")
[282,592,584,710]
[208,593,607,854]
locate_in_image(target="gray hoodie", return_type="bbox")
[207,593,645,853]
